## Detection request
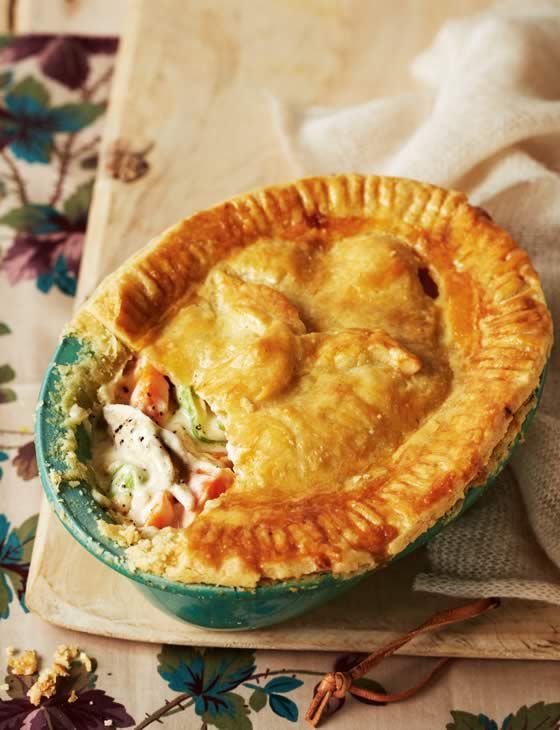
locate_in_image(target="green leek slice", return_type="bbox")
[110,464,148,492]
[179,386,226,444]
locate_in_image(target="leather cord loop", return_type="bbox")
[319,671,352,698]
[305,596,500,727]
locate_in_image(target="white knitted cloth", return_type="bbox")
[271,0,560,603]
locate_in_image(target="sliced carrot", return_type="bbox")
[190,469,234,507]
[145,491,177,529]
[205,474,233,501]
[130,359,170,425]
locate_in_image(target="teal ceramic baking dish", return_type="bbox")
[36,335,546,631]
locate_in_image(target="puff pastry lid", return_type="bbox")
[81,175,552,587]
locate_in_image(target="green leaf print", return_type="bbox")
[14,514,39,563]
[49,102,105,132]
[202,691,252,730]
[248,688,267,712]
[8,75,50,106]
[0,203,63,234]
[447,711,495,730]
[0,357,16,404]
[0,364,15,384]
[63,178,94,224]
[504,702,560,730]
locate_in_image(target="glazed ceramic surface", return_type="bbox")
[36,336,545,630]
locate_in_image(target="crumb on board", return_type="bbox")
[6,648,38,676]
[5,645,95,706]
[53,645,79,674]
[28,669,58,706]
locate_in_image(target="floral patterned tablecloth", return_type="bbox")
[0,34,559,730]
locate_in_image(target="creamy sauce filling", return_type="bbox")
[92,368,234,529]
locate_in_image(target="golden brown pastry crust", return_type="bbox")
[78,175,553,587]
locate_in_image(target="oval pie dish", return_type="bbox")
[36,175,552,629]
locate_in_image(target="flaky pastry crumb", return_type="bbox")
[7,649,38,676]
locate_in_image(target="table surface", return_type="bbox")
[1,2,559,729]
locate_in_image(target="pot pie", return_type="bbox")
[63,175,552,588]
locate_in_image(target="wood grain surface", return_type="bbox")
[28,0,560,659]
[28,501,560,658]
[76,0,493,302]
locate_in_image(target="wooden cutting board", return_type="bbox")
[28,0,560,658]
[27,498,560,658]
